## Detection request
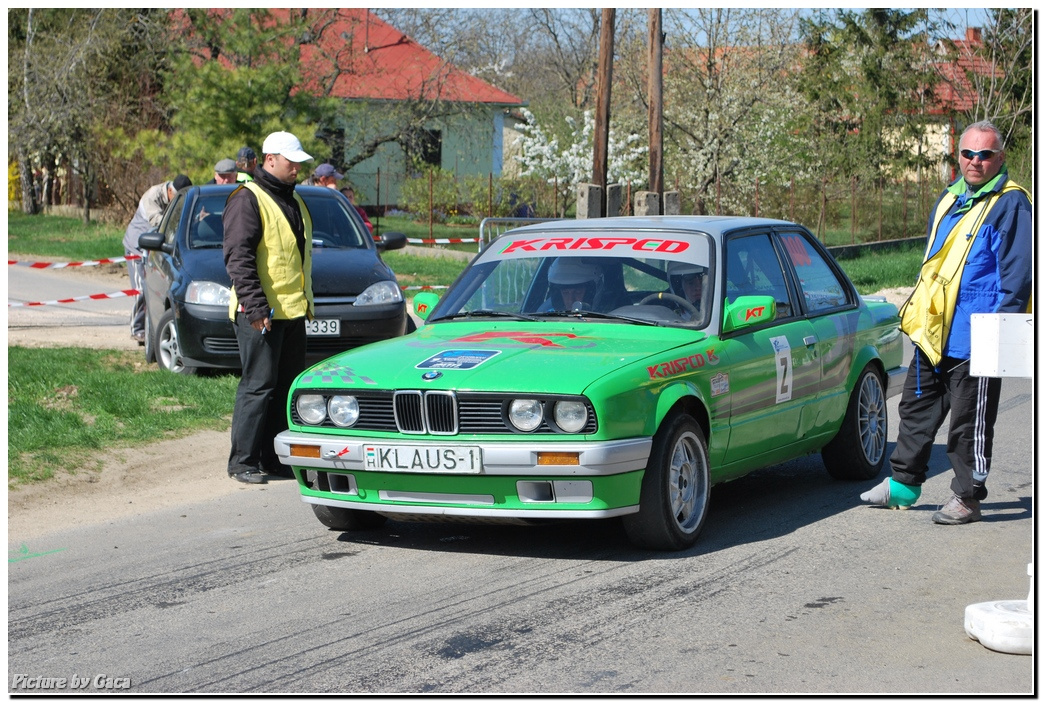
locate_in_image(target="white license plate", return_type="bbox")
[306,319,339,336]
[363,445,482,474]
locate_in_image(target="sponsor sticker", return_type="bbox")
[416,349,500,370]
[499,236,690,255]
[647,348,720,378]
[710,372,730,397]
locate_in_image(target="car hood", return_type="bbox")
[296,320,706,394]
[179,246,393,296]
[312,247,394,295]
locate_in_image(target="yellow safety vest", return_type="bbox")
[899,180,1027,365]
[228,182,313,321]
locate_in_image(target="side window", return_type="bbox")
[725,233,793,318]
[778,230,850,313]
[161,193,186,247]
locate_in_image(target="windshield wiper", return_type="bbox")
[533,310,662,326]
[532,308,662,324]
[435,309,542,322]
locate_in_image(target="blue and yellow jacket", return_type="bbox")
[901,167,1031,363]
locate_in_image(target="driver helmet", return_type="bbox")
[668,260,707,298]
[547,258,603,310]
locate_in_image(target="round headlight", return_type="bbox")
[508,399,544,432]
[296,394,327,425]
[328,395,360,427]
[553,401,588,433]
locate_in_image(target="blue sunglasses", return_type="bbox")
[960,149,1000,161]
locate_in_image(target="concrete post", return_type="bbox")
[577,184,602,219]
[664,191,681,215]
[634,191,660,216]
[606,183,623,217]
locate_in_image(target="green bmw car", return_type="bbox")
[275,216,905,550]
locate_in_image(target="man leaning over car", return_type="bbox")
[222,131,314,485]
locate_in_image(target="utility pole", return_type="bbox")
[648,9,664,200]
[592,8,615,216]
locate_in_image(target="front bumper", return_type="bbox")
[274,431,651,519]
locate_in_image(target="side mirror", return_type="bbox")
[412,291,440,321]
[137,230,170,254]
[722,295,776,333]
[376,230,407,252]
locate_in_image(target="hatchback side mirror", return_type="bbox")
[137,230,170,254]
[376,230,407,252]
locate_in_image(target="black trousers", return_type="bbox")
[228,314,306,475]
[889,349,1001,501]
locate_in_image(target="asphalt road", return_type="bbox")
[7,394,1035,692]
[7,263,1035,693]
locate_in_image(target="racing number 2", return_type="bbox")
[770,336,792,403]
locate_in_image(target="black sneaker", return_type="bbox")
[230,470,267,485]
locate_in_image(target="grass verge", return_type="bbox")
[8,347,238,486]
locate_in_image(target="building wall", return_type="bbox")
[341,103,503,209]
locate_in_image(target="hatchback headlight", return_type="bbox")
[328,395,360,427]
[296,394,327,425]
[355,280,403,306]
[508,399,544,432]
[553,401,588,433]
[186,280,232,306]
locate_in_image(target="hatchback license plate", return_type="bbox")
[363,445,482,473]
[306,319,339,336]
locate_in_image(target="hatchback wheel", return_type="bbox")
[624,413,710,551]
[156,309,196,375]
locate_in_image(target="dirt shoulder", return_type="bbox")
[6,264,912,542]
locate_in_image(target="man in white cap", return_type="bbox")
[222,131,314,484]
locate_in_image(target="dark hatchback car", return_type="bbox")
[138,184,411,374]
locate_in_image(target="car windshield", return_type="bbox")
[188,191,368,250]
[428,230,715,329]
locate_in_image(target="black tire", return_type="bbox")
[821,365,887,480]
[144,308,156,364]
[312,504,388,531]
[405,315,418,334]
[623,414,711,551]
[156,309,196,375]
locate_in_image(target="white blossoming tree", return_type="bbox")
[513,107,647,215]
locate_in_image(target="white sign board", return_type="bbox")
[970,313,1034,378]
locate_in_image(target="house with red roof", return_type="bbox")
[283,8,525,208]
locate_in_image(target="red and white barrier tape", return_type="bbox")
[8,255,142,269]
[405,237,479,244]
[399,284,450,291]
[9,289,140,308]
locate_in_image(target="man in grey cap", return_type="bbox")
[303,163,344,188]
[123,174,192,343]
[209,158,238,185]
[235,146,256,182]
[223,131,314,484]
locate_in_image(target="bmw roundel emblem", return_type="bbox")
[422,371,442,381]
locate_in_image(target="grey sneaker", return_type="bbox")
[932,494,981,525]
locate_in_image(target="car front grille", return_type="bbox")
[291,390,597,435]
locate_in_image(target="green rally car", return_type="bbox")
[275,216,906,550]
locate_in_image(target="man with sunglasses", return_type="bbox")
[862,120,1031,524]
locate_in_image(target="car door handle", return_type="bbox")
[803,335,818,346]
